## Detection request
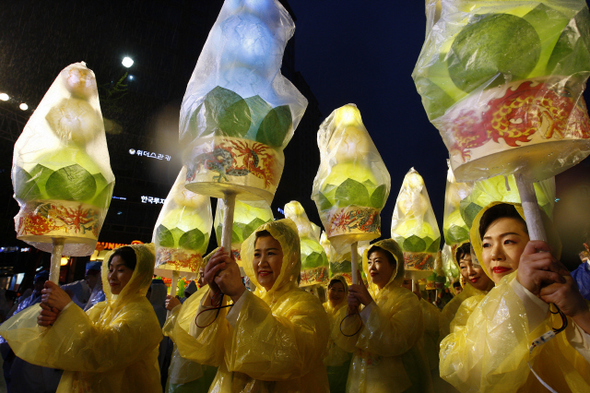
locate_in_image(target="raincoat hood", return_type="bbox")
[327,274,349,310]
[363,239,405,295]
[241,218,300,303]
[470,202,562,279]
[101,243,156,310]
[329,274,348,294]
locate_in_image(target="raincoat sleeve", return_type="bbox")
[324,305,354,366]
[222,289,329,381]
[511,278,590,364]
[163,286,229,367]
[352,288,424,357]
[0,298,162,372]
[420,298,441,370]
[439,290,467,340]
[566,321,590,363]
[440,273,590,392]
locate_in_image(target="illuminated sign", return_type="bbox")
[129,148,172,161]
[141,196,166,204]
[96,242,128,250]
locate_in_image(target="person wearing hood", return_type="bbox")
[323,274,352,393]
[164,218,330,392]
[440,202,590,392]
[0,244,163,393]
[439,242,494,340]
[342,239,433,393]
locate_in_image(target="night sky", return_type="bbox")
[289,1,449,238]
[287,0,590,266]
[2,0,590,268]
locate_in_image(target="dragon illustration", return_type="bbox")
[191,140,276,187]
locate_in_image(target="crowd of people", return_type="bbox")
[0,202,588,392]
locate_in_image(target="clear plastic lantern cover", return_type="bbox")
[460,174,556,230]
[312,104,391,254]
[391,168,441,276]
[12,62,115,256]
[443,162,473,246]
[284,201,329,287]
[413,0,590,182]
[214,198,273,261]
[441,243,460,286]
[180,0,307,203]
[320,231,369,285]
[153,167,213,278]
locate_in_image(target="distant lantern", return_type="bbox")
[19,103,28,111]
[0,93,9,101]
[122,56,134,68]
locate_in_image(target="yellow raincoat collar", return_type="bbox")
[101,243,156,310]
[362,239,405,295]
[469,202,562,279]
[241,218,301,304]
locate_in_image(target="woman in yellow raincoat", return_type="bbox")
[440,202,590,392]
[343,239,433,393]
[0,244,163,393]
[323,274,352,393]
[164,218,330,392]
[439,242,494,339]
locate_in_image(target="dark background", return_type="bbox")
[0,0,589,283]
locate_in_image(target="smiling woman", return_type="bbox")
[0,244,163,393]
[252,230,283,290]
[164,219,330,392]
[440,202,590,392]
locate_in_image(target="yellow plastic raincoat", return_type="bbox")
[440,202,590,392]
[164,219,330,392]
[439,283,487,340]
[339,239,433,393]
[0,244,163,393]
[323,275,352,393]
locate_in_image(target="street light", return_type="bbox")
[122,56,134,68]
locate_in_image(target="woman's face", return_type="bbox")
[368,249,395,290]
[459,253,494,291]
[328,281,346,307]
[108,255,134,295]
[253,235,283,291]
[481,217,529,283]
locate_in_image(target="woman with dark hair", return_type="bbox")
[439,241,494,339]
[342,239,433,393]
[323,274,352,393]
[0,244,163,393]
[440,202,590,392]
[165,219,330,392]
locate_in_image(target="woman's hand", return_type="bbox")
[540,274,590,334]
[37,302,60,327]
[348,270,373,313]
[205,247,245,304]
[41,281,72,311]
[517,241,565,296]
[165,295,181,311]
[204,247,227,297]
